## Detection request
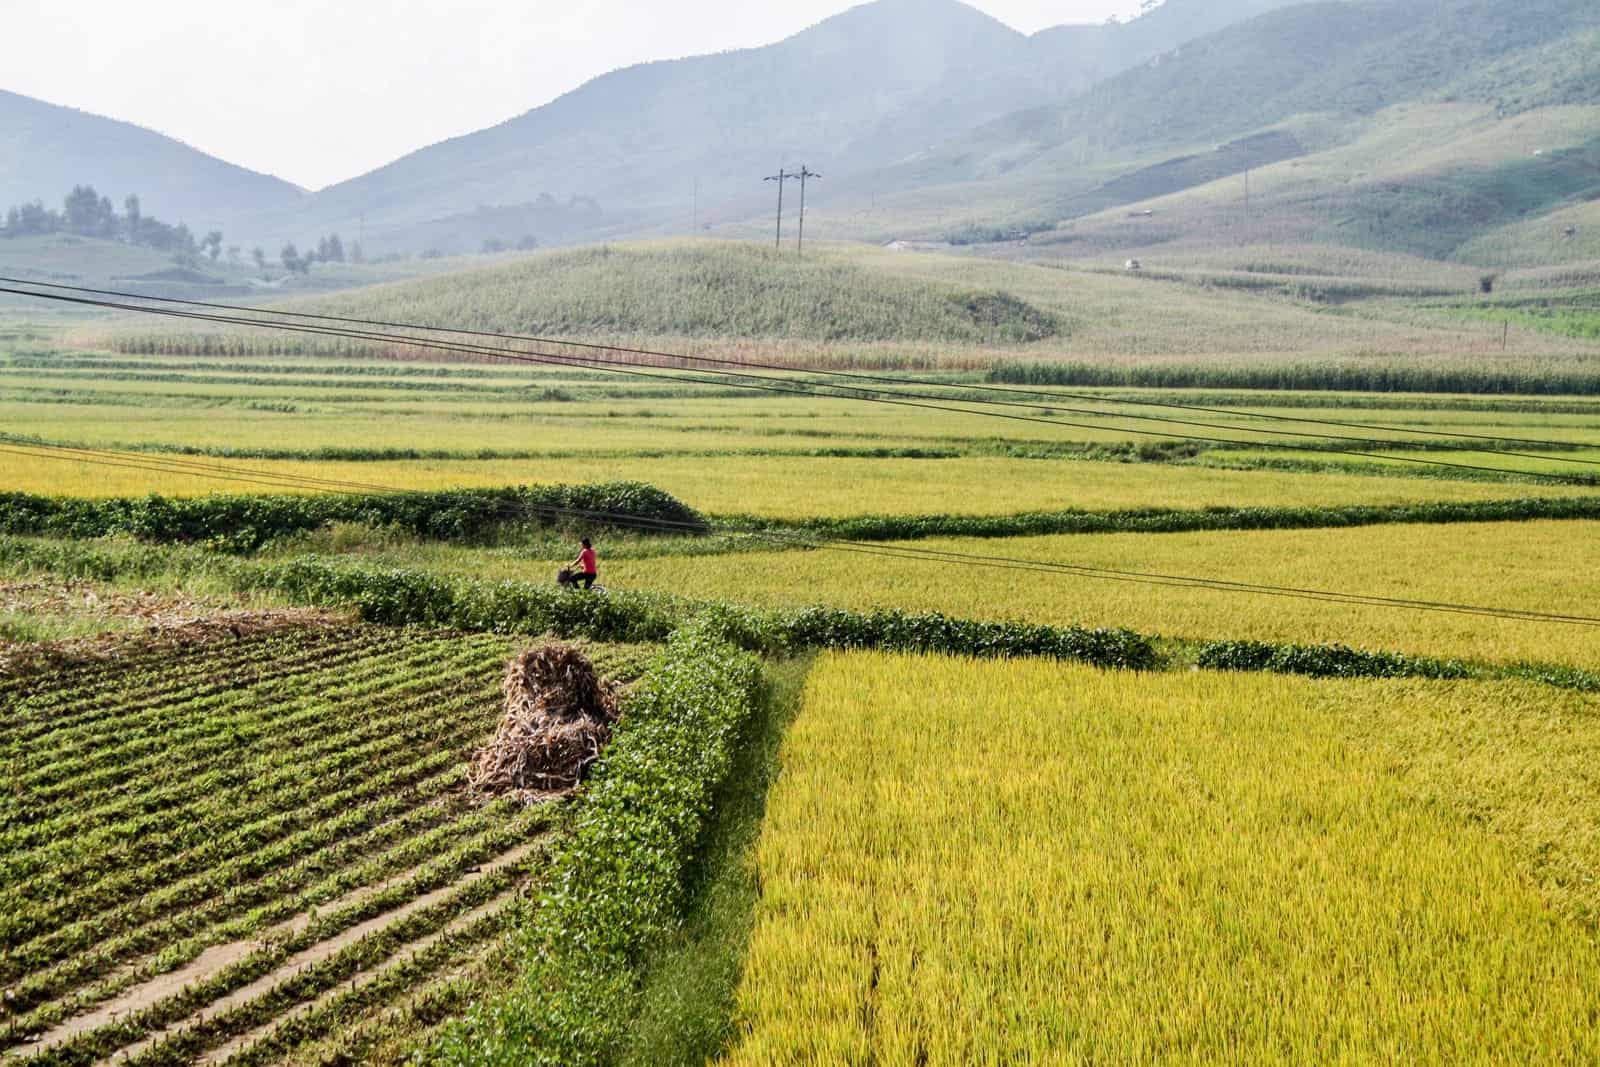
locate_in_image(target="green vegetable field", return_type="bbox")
[0,625,651,1065]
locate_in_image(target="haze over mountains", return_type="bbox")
[3,0,1599,265]
[0,90,305,236]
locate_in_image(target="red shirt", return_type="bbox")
[579,547,597,574]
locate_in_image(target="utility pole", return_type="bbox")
[764,168,795,250]
[795,166,821,255]
[1244,167,1251,222]
[692,177,699,235]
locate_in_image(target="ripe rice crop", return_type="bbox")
[723,653,1600,1063]
[601,519,1600,669]
[4,450,1595,520]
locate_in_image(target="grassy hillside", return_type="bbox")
[277,242,1060,344]
[83,240,1600,382]
[1018,101,1600,266]
[939,0,1600,178]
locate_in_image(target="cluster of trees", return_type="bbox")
[278,233,361,274]
[1,185,222,262]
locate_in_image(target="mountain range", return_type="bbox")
[3,0,1598,265]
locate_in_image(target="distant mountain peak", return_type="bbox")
[0,89,303,235]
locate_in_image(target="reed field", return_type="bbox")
[723,653,1600,1064]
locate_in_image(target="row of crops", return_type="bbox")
[0,625,651,1066]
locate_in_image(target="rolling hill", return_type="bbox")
[0,90,305,236]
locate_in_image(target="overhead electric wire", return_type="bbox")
[1,282,1592,483]
[5,274,1597,460]
[7,436,1600,629]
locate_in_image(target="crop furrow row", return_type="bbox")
[5,792,513,1039]
[1,628,396,749]
[2,640,497,850]
[6,634,459,791]
[1,680,476,874]
[1,671,500,945]
[0,750,471,995]
[30,820,548,1066]
[0,628,357,715]
[0,630,371,739]
[2,632,413,770]
[213,891,517,1067]
[260,936,503,1067]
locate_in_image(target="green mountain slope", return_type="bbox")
[859,0,1600,267]
[941,0,1600,178]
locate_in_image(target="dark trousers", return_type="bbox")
[575,572,596,590]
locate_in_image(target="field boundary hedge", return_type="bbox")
[13,486,1600,562]
[0,483,706,553]
[434,622,763,1065]
[1194,638,1600,692]
[775,495,1600,542]
[0,538,1158,671]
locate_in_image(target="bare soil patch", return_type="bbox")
[0,578,347,678]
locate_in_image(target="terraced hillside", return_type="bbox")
[0,625,648,1066]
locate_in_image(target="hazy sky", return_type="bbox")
[6,1,1143,190]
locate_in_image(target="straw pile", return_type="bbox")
[467,644,622,800]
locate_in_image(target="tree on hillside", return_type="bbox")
[251,247,267,270]
[202,231,224,262]
[123,195,141,241]
[64,185,115,237]
[281,242,306,274]
[315,233,346,263]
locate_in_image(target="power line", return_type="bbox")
[4,276,1597,464]
[1,282,1592,483]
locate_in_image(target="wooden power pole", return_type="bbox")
[795,166,821,255]
[764,168,796,250]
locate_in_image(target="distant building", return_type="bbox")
[884,239,952,252]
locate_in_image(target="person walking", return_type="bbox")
[567,537,598,590]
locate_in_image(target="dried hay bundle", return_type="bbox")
[468,643,622,800]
